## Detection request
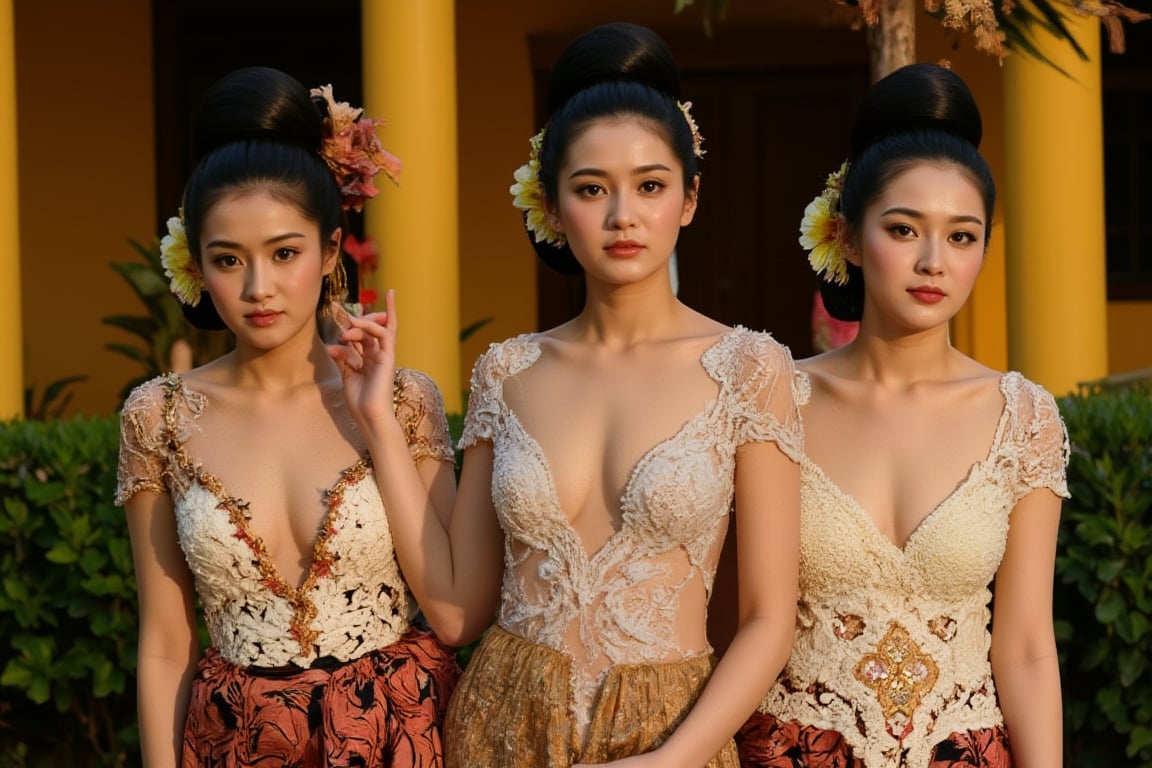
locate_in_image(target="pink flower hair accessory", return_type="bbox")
[310,84,402,212]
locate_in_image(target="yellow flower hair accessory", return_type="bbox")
[160,211,203,306]
[310,84,402,213]
[510,127,566,248]
[677,100,706,159]
[800,161,850,286]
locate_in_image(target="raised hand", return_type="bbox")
[327,288,399,436]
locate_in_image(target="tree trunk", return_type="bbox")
[867,0,917,81]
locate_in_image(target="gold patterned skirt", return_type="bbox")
[444,625,739,767]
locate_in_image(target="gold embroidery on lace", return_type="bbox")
[854,622,939,741]
[160,374,372,658]
[928,615,957,642]
[833,612,865,641]
[394,373,423,450]
[393,369,451,464]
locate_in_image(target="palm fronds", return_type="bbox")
[843,1,1149,64]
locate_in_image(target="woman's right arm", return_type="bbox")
[330,295,505,646]
[392,441,505,645]
[125,489,198,768]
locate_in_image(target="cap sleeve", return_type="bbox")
[115,378,169,506]
[458,337,541,450]
[1009,375,1071,502]
[393,368,456,466]
[726,330,804,463]
[459,342,505,450]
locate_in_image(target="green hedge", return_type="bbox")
[0,387,1149,765]
[0,417,137,767]
[1055,385,1152,767]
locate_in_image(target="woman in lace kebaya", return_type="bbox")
[736,63,1069,768]
[327,22,803,768]
[117,67,459,767]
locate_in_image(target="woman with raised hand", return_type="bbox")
[117,66,459,767]
[736,63,1069,768]
[331,22,803,768]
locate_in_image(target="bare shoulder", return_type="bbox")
[794,348,851,393]
[947,353,1009,406]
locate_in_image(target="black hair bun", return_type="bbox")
[194,66,323,159]
[849,62,982,160]
[547,22,681,116]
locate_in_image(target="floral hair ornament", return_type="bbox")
[510,127,566,248]
[160,210,203,306]
[799,160,851,286]
[677,101,706,159]
[310,84,402,213]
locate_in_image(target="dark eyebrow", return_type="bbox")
[880,207,984,227]
[567,163,673,180]
[204,232,308,250]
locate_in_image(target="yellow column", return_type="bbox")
[0,0,22,419]
[1003,9,1108,395]
[362,0,462,413]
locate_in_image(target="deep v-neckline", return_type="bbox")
[163,374,371,594]
[802,372,1013,555]
[498,329,739,564]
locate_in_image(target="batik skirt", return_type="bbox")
[182,627,460,767]
[736,711,1013,768]
[443,624,740,768]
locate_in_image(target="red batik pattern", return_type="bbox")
[182,627,459,768]
[737,712,1013,768]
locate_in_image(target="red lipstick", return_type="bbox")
[244,310,282,327]
[605,240,644,258]
[907,285,946,304]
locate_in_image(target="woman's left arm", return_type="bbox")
[990,487,1064,768]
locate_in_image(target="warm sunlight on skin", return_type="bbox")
[546,118,698,291]
[199,191,340,351]
[846,162,987,338]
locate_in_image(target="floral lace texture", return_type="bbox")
[116,369,455,668]
[757,371,1069,768]
[459,327,803,731]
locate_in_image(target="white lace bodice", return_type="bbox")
[459,327,803,726]
[116,369,455,668]
[758,371,1070,767]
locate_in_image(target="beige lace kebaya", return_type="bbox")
[756,371,1070,767]
[453,327,803,749]
[116,369,454,668]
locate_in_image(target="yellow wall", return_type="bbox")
[1108,301,1152,375]
[16,0,156,415]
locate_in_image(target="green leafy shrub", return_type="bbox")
[1056,385,1152,766]
[0,416,138,767]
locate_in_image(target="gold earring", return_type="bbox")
[324,259,348,310]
